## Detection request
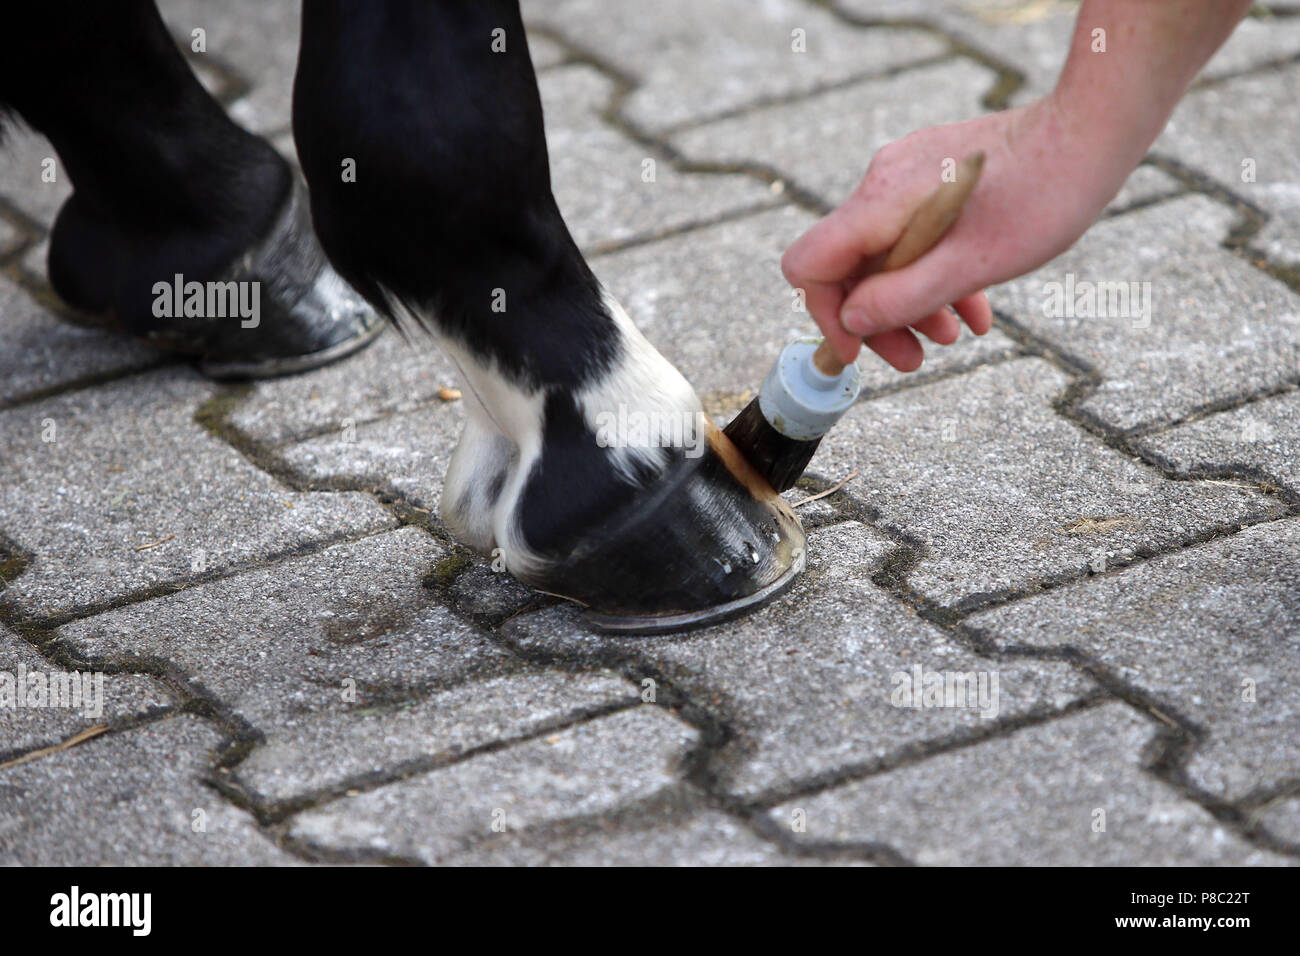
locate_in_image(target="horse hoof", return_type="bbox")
[523,420,807,635]
[48,178,383,380]
[194,180,385,380]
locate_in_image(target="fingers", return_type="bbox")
[782,196,904,366]
[910,307,961,345]
[839,240,983,340]
[952,292,993,335]
[781,195,898,289]
[821,315,866,368]
[800,277,863,367]
[864,327,924,373]
[782,185,994,371]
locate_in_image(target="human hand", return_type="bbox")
[781,95,1131,371]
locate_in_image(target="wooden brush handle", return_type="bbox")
[812,151,986,377]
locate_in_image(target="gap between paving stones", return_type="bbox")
[0,245,177,413]
[1189,47,1300,93]
[0,514,412,632]
[215,696,645,830]
[1144,151,1300,301]
[5,6,1297,865]
[0,702,179,771]
[800,367,1298,627]
[959,601,1300,859]
[774,509,1300,860]
[187,308,1300,862]
[534,18,988,218]
[193,383,463,550]
[279,783,695,867]
[815,0,1025,109]
[482,524,1099,863]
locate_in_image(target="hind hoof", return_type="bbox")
[48,178,383,380]
[524,421,807,635]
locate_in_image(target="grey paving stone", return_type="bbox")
[448,807,845,866]
[503,521,1094,799]
[967,519,1300,803]
[18,234,47,283]
[990,195,1300,431]
[288,706,697,863]
[595,204,1019,417]
[523,0,948,134]
[542,65,776,252]
[841,0,1074,104]
[0,626,173,759]
[847,2,1300,104]
[228,327,460,446]
[1155,64,1300,270]
[772,702,1289,865]
[1197,13,1300,84]
[0,127,71,229]
[1257,795,1300,848]
[159,0,299,135]
[0,275,162,406]
[59,527,511,736]
[238,669,638,804]
[447,561,541,624]
[527,31,569,71]
[817,358,1283,608]
[281,401,461,514]
[671,58,996,208]
[0,368,394,617]
[0,217,21,259]
[1254,183,1300,270]
[0,715,298,865]
[1137,388,1300,494]
[1106,164,1184,213]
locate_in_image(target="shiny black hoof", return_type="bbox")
[192,180,384,379]
[49,178,383,380]
[526,421,807,635]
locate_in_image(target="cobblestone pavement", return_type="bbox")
[1,0,1297,866]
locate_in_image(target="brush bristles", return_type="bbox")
[723,397,823,493]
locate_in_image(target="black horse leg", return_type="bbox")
[293,0,805,628]
[0,0,380,376]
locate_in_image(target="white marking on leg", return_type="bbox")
[579,290,705,482]
[441,385,515,554]
[384,291,548,578]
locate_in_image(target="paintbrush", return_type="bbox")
[724,151,986,492]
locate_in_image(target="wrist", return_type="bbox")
[1049,0,1255,168]
[1017,94,1136,215]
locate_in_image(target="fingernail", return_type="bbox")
[841,308,871,336]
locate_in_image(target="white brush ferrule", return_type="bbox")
[757,337,862,442]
